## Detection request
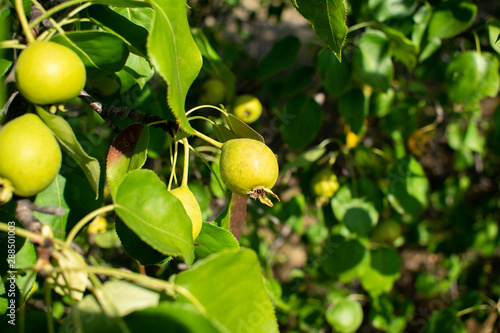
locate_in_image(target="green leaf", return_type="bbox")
[279,95,323,151]
[115,217,171,265]
[359,247,401,296]
[106,124,150,198]
[87,5,150,56]
[192,28,236,100]
[146,0,202,134]
[424,309,466,333]
[368,0,416,21]
[380,24,419,69]
[428,2,477,40]
[194,222,240,259]
[387,156,429,216]
[281,66,316,99]
[258,35,301,79]
[419,37,442,63]
[321,235,370,283]
[292,0,347,60]
[62,280,161,331]
[176,248,279,333]
[122,53,155,89]
[316,49,351,97]
[224,114,265,143]
[445,51,500,105]
[114,169,194,264]
[36,107,101,199]
[331,198,379,236]
[338,89,368,135]
[488,22,500,55]
[101,280,161,317]
[124,302,223,333]
[463,120,485,154]
[353,30,394,91]
[51,31,129,80]
[33,175,69,240]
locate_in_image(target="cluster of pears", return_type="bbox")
[0,40,86,202]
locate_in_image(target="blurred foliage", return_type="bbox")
[1,0,500,332]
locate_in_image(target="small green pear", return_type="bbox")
[0,113,62,197]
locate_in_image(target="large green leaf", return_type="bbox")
[106,123,150,198]
[124,302,223,333]
[51,31,129,80]
[114,169,194,264]
[36,108,101,199]
[445,51,500,105]
[115,216,170,265]
[387,156,429,216]
[291,0,347,60]
[146,0,202,134]
[428,2,477,40]
[175,248,279,333]
[279,95,323,151]
[353,30,394,91]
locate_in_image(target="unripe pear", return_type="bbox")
[15,41,86,105]
[219,138,279,207]
[0,113,62,197]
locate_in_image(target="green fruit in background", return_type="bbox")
[326,299,363,333]
[170,185,203,240]
[219,138,279,206]
[15,41,86,105]
[372,219,402,243]
[201,78,227,105]
[311,169,339,198]
[233,94,262,124]
[0,113,62,197]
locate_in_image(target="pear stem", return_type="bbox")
[193,129,223,149]
[181,138,189,187]
[15,0,36,44]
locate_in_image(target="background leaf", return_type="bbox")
[359,247,401,296]
[279,95,323,151]
[445,51,500,105]
[258,35,301,79]
[353,30,394,91]
[427,2,477,40]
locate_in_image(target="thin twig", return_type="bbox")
[78,90,180,136]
